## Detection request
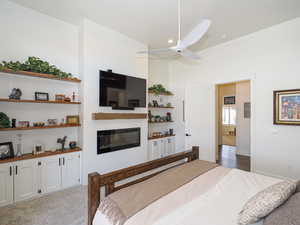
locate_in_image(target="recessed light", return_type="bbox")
[168,39,174,44]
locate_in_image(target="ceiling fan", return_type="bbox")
[138,0,211,60]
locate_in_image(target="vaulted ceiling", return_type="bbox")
[9,0,300,50]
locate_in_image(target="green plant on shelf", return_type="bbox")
[0,56,73,79]
[148,84,172,95]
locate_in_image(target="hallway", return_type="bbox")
[217,145,250,171]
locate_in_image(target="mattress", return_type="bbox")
[93,167,282,225]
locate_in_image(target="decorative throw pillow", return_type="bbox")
[238,181,297,225]
[264,192,300,225]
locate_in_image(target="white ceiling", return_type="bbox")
[9,0,300,50]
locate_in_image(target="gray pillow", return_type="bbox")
[238,181,297,225]
[264,192,300,225]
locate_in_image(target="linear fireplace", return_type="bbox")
[97,128,141,154]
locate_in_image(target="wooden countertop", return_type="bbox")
[0,147,81,164]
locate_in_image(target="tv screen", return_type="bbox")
[99,70,146,109]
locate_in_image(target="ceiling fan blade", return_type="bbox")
[179,49,201,60]
[179,19,211,49]
[137,48,172,54]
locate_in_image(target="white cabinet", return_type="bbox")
[166,137,175,155]
[14,159,38,202]
[61,152,81,188]
[0,151,81,207]
[148,137,176,160]
[0,163,13,207]
[41,155,61,194]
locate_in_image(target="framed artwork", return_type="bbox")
[0,142,14,160]
[244,102,251,118]
[35,92,49,101]
[66,115,80,125]
[224,96,235,105]
[274,89,300,125]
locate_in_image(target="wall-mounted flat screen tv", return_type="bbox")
[99,70,146,109]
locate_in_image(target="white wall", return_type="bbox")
[148,59,170,88]
[80,19,148,184]
[170,18,300,179]
[0,0,80,154]
[236,81,251,156]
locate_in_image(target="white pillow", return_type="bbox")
[238,181,297,225]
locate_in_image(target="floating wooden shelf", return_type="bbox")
[148,106,174,109]
[0,124,81,131]
[148,90,173,96]
[0,147,81,164]
[0,98,81,104]
[92,113,147,120]
[148,134,176,140]
[148,121,174,124]
[0,68,81,83]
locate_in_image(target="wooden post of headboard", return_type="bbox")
[88,172,101,225]
[192,146,199,160]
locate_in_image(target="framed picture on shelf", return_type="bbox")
[274,89,300,125]
[55,94,65,101]
[66,115,80,125]
[18,121,30,128]
[35,92,49,101]
[0,142,14,160]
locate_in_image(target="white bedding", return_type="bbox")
[93,168,282,225]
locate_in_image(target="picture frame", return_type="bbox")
[66,115,80,125]
[0,142,14,160]
[224,96,235,105]
[55,94,65,101]
[35,92,49,101]
[33,144,44,155]
[274,89,300,125]
[18,121,30,128]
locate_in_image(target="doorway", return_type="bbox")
[216,81,251,171]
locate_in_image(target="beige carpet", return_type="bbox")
[0,186,87,225]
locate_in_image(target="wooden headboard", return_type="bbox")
[87,146,199,225]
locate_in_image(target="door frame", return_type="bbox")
[213,77,255,170]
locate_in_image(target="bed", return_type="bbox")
[88,146,298,225]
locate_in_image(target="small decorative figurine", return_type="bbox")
[57,136,67,151]
[9,88,22,100]
[11,118,16,128]
[69,141,77,149]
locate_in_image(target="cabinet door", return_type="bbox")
[152,140,161,160]
[41,155,61,194]
[0,163,13,207]
[159,139,166,157]
[166,137,176,155]
[14,159,38,202]
[61,152,81,188]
